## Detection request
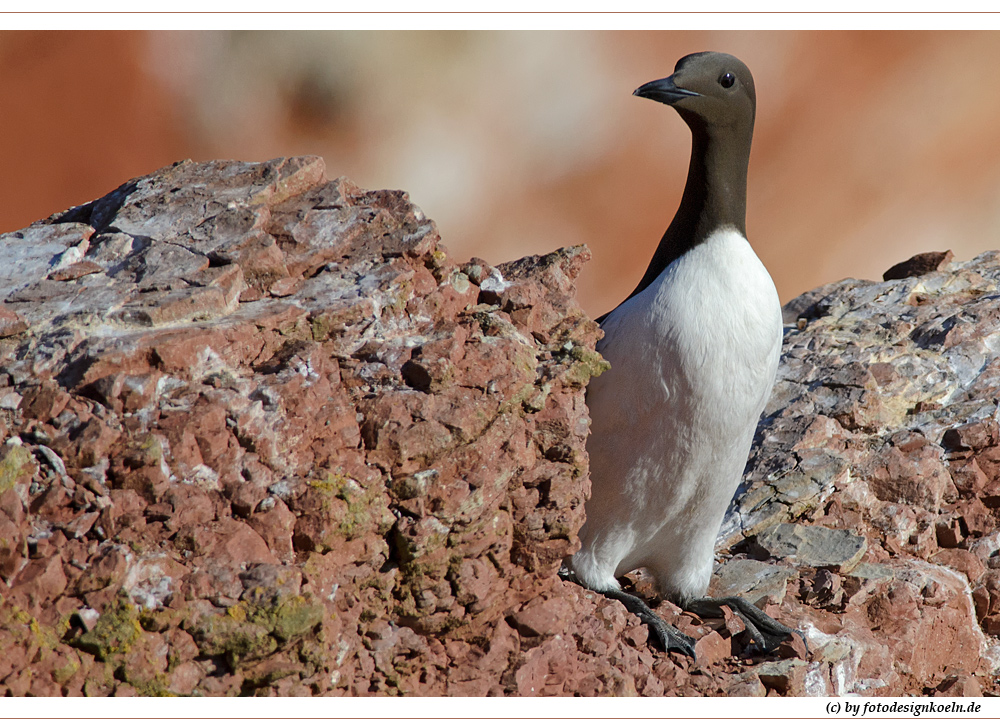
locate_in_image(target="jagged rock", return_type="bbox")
[0,157,604,696]
[710,558,797,606]
[883,250,954,282]
[724,251,1000,695]
[754,523,867,572]
[1,156,999,696]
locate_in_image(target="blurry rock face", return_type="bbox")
[1,158,999,697]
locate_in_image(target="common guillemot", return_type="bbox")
[565,52,796,656]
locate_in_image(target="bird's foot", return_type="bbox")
[684,595,804,655]
[596,587,696,657]
[559,567,695,655]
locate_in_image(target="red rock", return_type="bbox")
[509,594,575,638]
[756,659,810,696]
[28,675,63,696]
[85,372,164,415]
[156,417,205,475]
[2,659,34,696]
[726,672,767,697]
[63,510,100,540]
[118,286,233,327]
[118,632,169,686]
[248,497,296,562]
[0,512,26,579]
[147,329,231,375]
[81,663,115,696]
[694,629,731,667]
[930,548,987,583]
[168,660,206,695]
[72,545,129,594]
[188,405,234,469]
[982,569,1000,614]
[0,487,24,523]
[956,498,995,538]
[972,585,991,621]
[12,553,67,604]
[943,420,999,451]
[61,417,120,469]
[514,636,578,696]
[0,305,28,337]
[0,640,28,685]
[268,277,302,297]
[784,631,811,661]
[32,483,72,519]
[19,385,71,421]
[174,520,278,566]
[936,519,964,548]
[95,488,147,540]
[712,605,746,638]
[934,674,983,697]
[164,490,216,532]
[868,435,957,510]
[981,615,1000,635]
[181,567,244,605]
[948,457,989,497]
[118,464,171,504]
[32,531,68,563]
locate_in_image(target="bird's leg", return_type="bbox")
[595,587,696,657]
[558,569,695,656]
[682,595,803,654]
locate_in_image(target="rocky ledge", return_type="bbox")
[0,157,998,697]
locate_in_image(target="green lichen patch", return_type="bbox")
[277,314,313,342]
[138,606,184,634]
[188,594,325,670]
[190,608,278,669]
[563,344,610,387]
[126,673,174,697]
[307,300,371,343]
[1,596,71,680]
[271,597,325,641]
[308,471,352,498]
[51,651,82,685]
[309,314,334,343]
[521,382,552,413]
[73,598,143,661]
[384,279,414,315]
[0,444,32,493]
[309,471,392,540]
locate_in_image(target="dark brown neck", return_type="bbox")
[615,117,751,312]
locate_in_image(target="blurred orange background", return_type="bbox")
[3,30,1000,316]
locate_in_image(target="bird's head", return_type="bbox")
[634,51,756,133]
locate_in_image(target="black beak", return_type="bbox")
[633,75,700,106]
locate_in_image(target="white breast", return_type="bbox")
[570,227,782,602]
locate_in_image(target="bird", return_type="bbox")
[564,51,795,656]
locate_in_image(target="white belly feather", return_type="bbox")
[570,228,782,602]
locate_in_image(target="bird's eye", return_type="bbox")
[720,72,735,88]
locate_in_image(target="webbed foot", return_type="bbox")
[558,568,695,656]
[598,587,696,657]
[684,595,804,655]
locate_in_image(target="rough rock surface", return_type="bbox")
[1,157,999,696]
